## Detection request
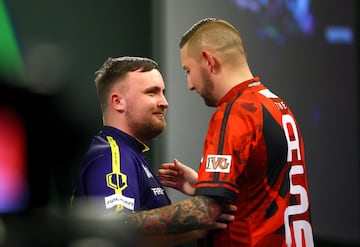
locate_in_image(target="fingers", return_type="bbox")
[160,162,176,170]
[162,161,175,166]
[157,170,179,186]
[217,213,235,222]
[158,168,179,176]
[157,174,177,182]
[212,202,237,227]
[160,181,177,189]
[158,162,180,189]
[222,203,237,213]
[158,161,179,176]
[160,159,188,173]
[210,221,228,230]
[174,159,198,179]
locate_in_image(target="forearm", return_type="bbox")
[124,195,222,235]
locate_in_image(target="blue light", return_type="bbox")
[325,26,354,45]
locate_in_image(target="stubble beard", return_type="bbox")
[130,114,166,142]
[200,69,217,107]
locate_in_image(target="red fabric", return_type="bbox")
[195,78,314,246]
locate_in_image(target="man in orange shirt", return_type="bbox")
[124,18,314,247]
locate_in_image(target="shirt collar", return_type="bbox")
[101,126,150,153]
[216,77,261,107]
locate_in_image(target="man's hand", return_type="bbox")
[213,201,237,229]
[158,159,198,196]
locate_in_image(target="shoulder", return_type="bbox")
[214,91,264,120]
[84,135,112,161]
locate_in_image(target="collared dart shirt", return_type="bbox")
[72,126,171,212]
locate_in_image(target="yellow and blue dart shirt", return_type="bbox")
[72,126,171,212]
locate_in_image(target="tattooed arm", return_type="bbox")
[124,195,226,235]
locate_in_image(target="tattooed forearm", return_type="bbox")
[123,195,222,235]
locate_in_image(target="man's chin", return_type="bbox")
[152,121,166,134]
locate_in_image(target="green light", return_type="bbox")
[0,0,24,82]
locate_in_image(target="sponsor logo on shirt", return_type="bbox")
[151,187,165,196]
[205,155,231,173]
[104,194,135,210]
[142,164,153,178]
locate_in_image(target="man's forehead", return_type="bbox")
[126,69,157,80]
[126,69,165,87]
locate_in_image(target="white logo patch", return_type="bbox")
[104,194,135,210]
[205,155,231,173]
[151,187,165,196]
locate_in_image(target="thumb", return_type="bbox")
[174,158,185,169]
[174,159,193,174]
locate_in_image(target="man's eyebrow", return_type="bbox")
[144,86,164,93]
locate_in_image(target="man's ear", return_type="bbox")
[202,50,217,73]
[110,92,125,112]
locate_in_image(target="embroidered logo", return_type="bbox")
[105,194,135,210]
[151,187,165,196]
[205,155,231,173]
[142,164,153,178]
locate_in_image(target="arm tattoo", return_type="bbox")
[123,195,222,235]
